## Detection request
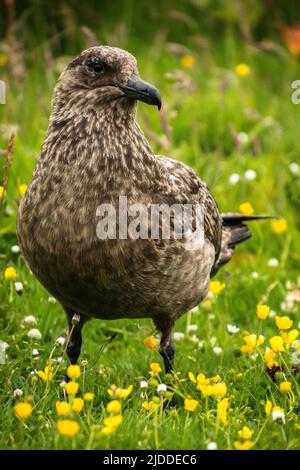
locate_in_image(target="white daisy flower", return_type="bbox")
[268,258,279,267]
[11,245,20,254]
[227,324,240,334]
[23,315,37,326]
[213,346,223,356]
[157,383,167,393]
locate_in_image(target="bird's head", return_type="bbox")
[55,46,162,113]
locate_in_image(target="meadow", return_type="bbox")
[1,0,300,450]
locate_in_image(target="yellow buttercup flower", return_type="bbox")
[196,372,210,386]
[281,329,299,346]
[217,398,229,426]
[265,400,272,416]
[275,315,293,330]
[106,400,122,414]
[198,384,214,397]
[238,426,253,440]
[209,280,225,295]
[142,401,159,411]
[18,184,28,198]
[264,348,278,368]
[271,218,288,234]
[101,426,116,435]
[279,381,291,394]
[188,371,196,383]
[67,365,81,379]
[72,398,84,413]
[107,384,133,399]
[64,381,79,395]
[256,304,270,320]
[269,336,285,352]
[239,202,254,216]
[210,382,227,399]
[150,362,162,375]
[143,336,158,350]
[241,334,265,353]
[56,401,71,416]
[103,414,123,429]
[235,63,251,77]
[37,365,53,383]
[234,440,255,450]
[0,185,6,200]
[14,402,32,420]
[184,398,199,412]
[180,54,196,69]
[57,419,80,437]
[84,392,95,401]
[4,266,17,280]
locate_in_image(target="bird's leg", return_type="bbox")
[155,319,175,374]
[65,310,86,366]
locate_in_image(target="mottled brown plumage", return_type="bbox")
[17,46,268,372]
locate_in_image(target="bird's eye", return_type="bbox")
[86,60,105,74]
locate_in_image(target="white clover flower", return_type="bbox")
[289,162,300,175]
[268,310,276,319]
[56,336,66,347]
[11,245,20,254]
[229,173,240,185]
[157,383,167,393]
[0,341,9,351]
[140,380,148,389]
[14,282,23,294]
[237,132,249,144]
[13,389,23,398]
[213,346,223,356]
[27,328,42,340]
[251,271,259,279]
[81,359,88,366]
[32,349,39,356]
[207,441,217,450]
[268,258,279,267]
[245,169,257,181]
[227,324,240,334]
[173,332,185,341]
[272,409,285,423]
[187,324,198,333]
[23,315,37,326]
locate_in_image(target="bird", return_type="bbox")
[17,46,270,374]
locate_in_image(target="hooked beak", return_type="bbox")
[117,75,162,110]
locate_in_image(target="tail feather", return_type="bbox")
[211,213,274,276]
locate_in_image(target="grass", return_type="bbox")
[1,1,300,450]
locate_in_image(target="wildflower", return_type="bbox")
[196,372,210,387]
[272,406,285,423]
[271,218,287,234]
[269,336,285,352]
[244,169,256,181]
[13,389,23,398]
[188,371,196,383]
[72,398,84,413]
[264,348,278,368]
[237,132,249,144]
[14,402,33,420]
[18,184,28,198]
[103,415,123,429]
[217,398,229,426]
[56,336,66,347]
[187,324,198,332]
[157,383,167,394]
[211,382,227,399]
[11,245,20,254]
[142,401,159,411]
[234,440,255,450]
[275,315,293,330]
[37,365,53,382]
[279,381,291,394]
[227,324,240,334]
[241,334,265,353]
[27,328,42,340]
[229,173,240,185]
[213,346,223,356]
[56,401,71,416]
[281,329,299,346]
[209,281,225,295]
[32,349,39,356]
[238,426,253,440]
[4,266,17,280]
[23,315,37,326]
[289,162,300,175]
[239,202,254,216]
[82,393,93,402]
[268,258,279,267]
[15,282,23,295]
[207,442,217,450]
[140,380,148,389]
[265,400,272,416]
[71,313,80,326]
[143,336,158,350]
[0,185,6,199]
[150,362,162,376]
[67,364,81,379]
[0,341,9,352]
[251,271,259,279]
[235,63,251,77]
[180,54,196,69]
[173,332,185,341]
[106,400,122,414]
[256,304,270,320]
[64,381,79,395]
[57,419,80,437]
[108,384,133,399]
[184,398,199,412]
